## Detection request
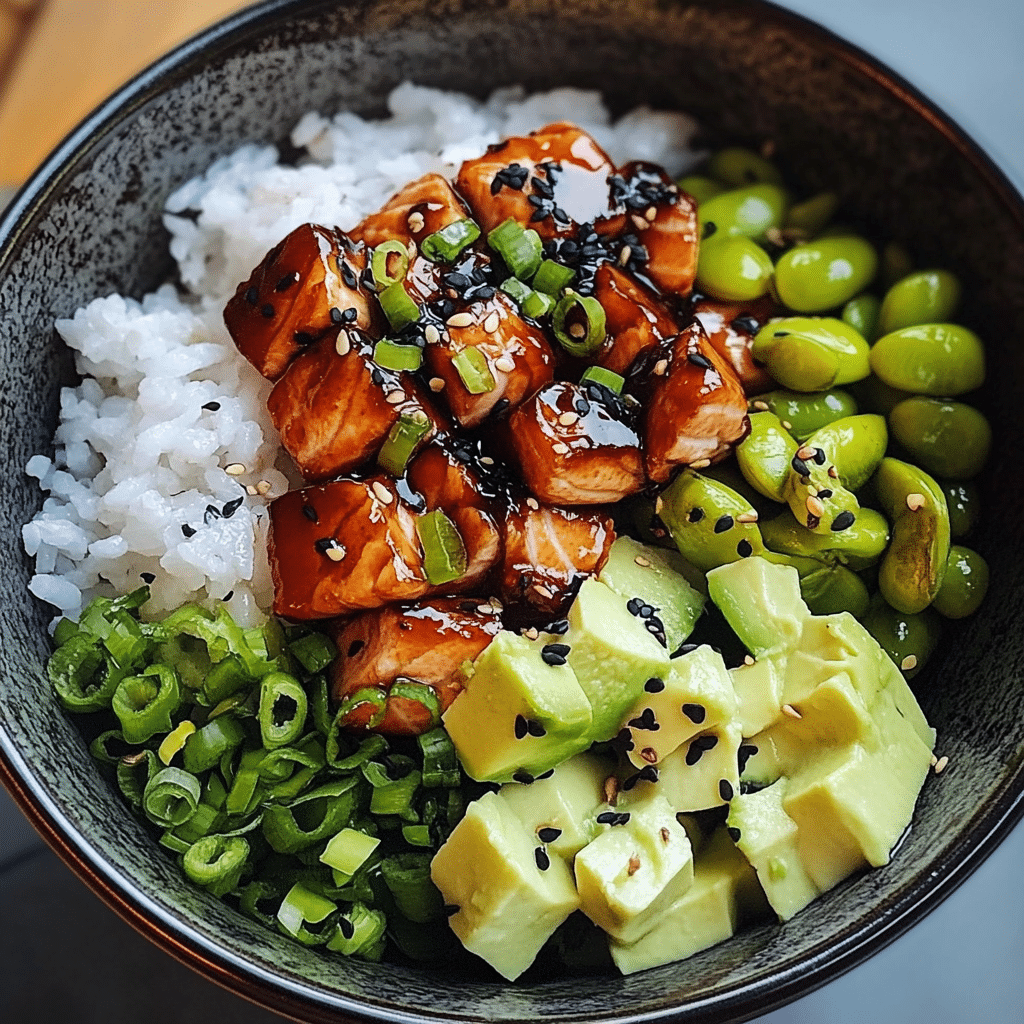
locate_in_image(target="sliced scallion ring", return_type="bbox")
[420,218,481,263]
[373,338,423,373]
[451,347,496,394]
[389,679,442,729]
[532,259,576,295]
[378,410,431,477]
[371,239,410,288]
[487,218,543,279]
[579,364,626,395]
[258,671,309,750]
[552,292,607,357]
[379,281,421,331]
[416,510,468,585]
[183,834,250,898]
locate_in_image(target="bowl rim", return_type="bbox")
[2,1,1024,1021]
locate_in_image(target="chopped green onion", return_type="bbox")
[552,292,607,357]
[203,772,228,811]
[580,364,626,394]
[277,883,338,946]
[327,729,388,771]
[451,346,496,394]
[52,615,81,647]
[326,902,387,959]
[389,680,441,730]
[522,288,555,319]
[416,510,468,586]
[142,766,201,829]
[116,750,157,808]
[89,729,137,765]
[289,631,336,676]
[369,767,421,819]
[112,664,181,743]
[377,409,431,477]
[182,715,245,774]
[532,259,576,295]
[159,831,192,854]
[500,275,533,306]
[158,720,197,765]
[379,281,421,331]
[320,828,380,876]
[258,735,325,784]
[262,776,362,854]
[371,239,410,288]
[417,728,461,788]
[334,686,387,732]
[238,880,282,928]
[309,673,333,737]
[380,853,445,924]
[488,218,543,279]
[420,218,481,263]
[402,824,432,846]
[258,671,308,750]
[225,747,265,816]
[373,338,423,373]
[171,801,222,846]
[183,835,250,898]
[48,633,110,712]
[201,653,252,706]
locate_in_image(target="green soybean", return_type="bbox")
[751,317,870,391]
[677,174,727,205]
[842,294,881,343]
[755,388,859,441]
[706,147,784,187]
[872,457,951,614]
[699,184,788,243]
[784,191,838,238]
[870,323,985,395]
[774,236,878,312]
[888,397,991,480]
[932,545,989,619]
[809,414,888,492]
[736,411,798,502]
[759,506,890,571]
[694,234,774,302]
[848,375,913,416]
[879,269,961,334]
[782,453,860,538]
[939,479,981,539]
[862,593,941,679]
[799,564,871,619]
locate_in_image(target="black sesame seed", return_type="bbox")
[806,513,821,530]
[513,769,535,785]
[621,772,640,792]
[541,643,570,666]
[738,743,758,773]
[532,176,555,199]
[347,639,365,657]
[638,765,659,783]
[302,504,319,523]
[791,456,810,477]
[817,489,834,499]
[737,538,753,558]
[538,827,562,843]
[547,619,569,635]
[493,398,511,418]
[614,812,631,826]
[553,207,569,224]
[444,904,460,918]
[628,708,659,731]
[573,396,591,416]
[682,703,706,724]
[245,286,259,305]
[702,221,718,239]
[330,306,344,325]
[812,447,827,465]
[340,262,357,289]
[260,303,275,319]
[831,510,856,532]
[202,401,221,411]
[697,734,719,751]
[223,590,234,602]
[614,728,635,753]
[514,714,528,740]
[719,779,734,801]
[181,524,196,537]
[728,826,742,842]
[685,742,704,766]
[687,352,713,370]
[222,497,244,518]
[371,368,385,386]
[526,719,547,738]
[596,811,618,824]
[773,330,790,338]
[490,173,505,195]
[688,507,705,524]
[275,272,298,292]
[626,597,643,616]
[140,572,156,584]
[730,315,760,334]
[644,677,665,693]
[536,769,555,780]
[314,538,336,554]
[673,643,699,658]
[339,917,355,940]
[204,503,221,523]
[714,515,734,533]
[341,306,358,323]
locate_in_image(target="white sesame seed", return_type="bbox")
[372,481,393,503]
[326,544,347,562]
[931,754,938,766]
[424,324,441,345]
[806,495,825,518]
[225,463,246,476]
[541,141,551,150]
[644,205,657,222]
[477,603,495,614]
[736,511,759,524]
[483,312,501,334]
[604,776,619,804]
[627,854,641,876]
[797,445,816,460]
[618,245,632,266]
[526,497,539,510]
[752,400,769,411]
[533,583,553,598]
[901,654,918,672]
[524,627,540,640]
[407,211,425,233]
[828,465,839,479]
[494,355,516,372]
[245,485,259,496]
[690,458,711,469]
[934,755,949,774]
[906,492,927,511]
[782,704,802,719]
[256,480,272,495]
[634,556,652,567]
[558,411,579,426]
[781,420,792,430]
[631,214,648,232]
[744,655,755,666]
[429,377,445,392]
[406,239,418,259]
[446,312,474,328]
[568,323,586,338]
[335,330,351,356]
[480,456,494,465]
[653,359,669,376]
[552,442,570,455]
[385,390,407,405]
[654,496,664,514]
[489,598,503,612]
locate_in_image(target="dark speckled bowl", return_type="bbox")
[2,1,1023,1021]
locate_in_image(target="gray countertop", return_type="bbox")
[2,0,1022,1021]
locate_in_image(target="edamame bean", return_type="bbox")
[774,236,878,312]
[939,479,981,539]
[706,147,784,187]
[736,411,798,502]
[754,388,858,441]
[751,317,870,391]
[849,375,913,416]
[872,457,951,614]
[677,174,727,205]
[888,397,991,480]
[800,564,870,618]
[932,545,989,619]
[699,184,788,243]
[862,593,941,678]
[842,294,881,343]
[809,414,888,492]
[782,449,860,538]
[870,323,985,395]
[878,270,961,334]
[695,234,774,302]
[784,191,838,238]
[759,506,890,570]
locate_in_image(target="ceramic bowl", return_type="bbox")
[2,1,1023,1021]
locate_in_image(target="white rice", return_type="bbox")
[23,83,700,629]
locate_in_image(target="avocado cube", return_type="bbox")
[620,645,738,770]
[598,536,706,653]
[564,578,671,740]
[608,827,765,974]
[500,752,612,861]
[442,631,593,783]
[430,791,579,981]
[727,778,821,921]
[642,720,743,813]
[574,794,694,944]
[729,654,785,737]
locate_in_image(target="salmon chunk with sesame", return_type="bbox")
[692,294,775,393]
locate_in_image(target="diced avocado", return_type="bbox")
[619,645,738,770]
[874,646,936,749]
[500,752,612,862]
[574,793,694,945]
[442,631,593,783]
[707,558,809,658]
[631,720,742,813]
[729,655,785,737]
[564,579,671,741]
[727,778,821,921]
[598,536,706,653]
[430,791,579,981]
[608,827,766,974]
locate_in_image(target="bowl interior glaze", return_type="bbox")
[2,2,1023,1022]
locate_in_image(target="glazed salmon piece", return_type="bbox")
[406,443,503,592]
[593,262,680,375]
[498,499,615,622]
[329,598,502,735]
[505,381,645,506]
[269,477,431,620]
[224,224,379,380]
[637,319,750,483]
[692,294,775,393]
[424,290,555,428]
[351,173,473,251]
[456,122,624,241]
[611,162,699,300]
[267,328,444,482]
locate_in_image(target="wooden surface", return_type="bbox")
[0,0,250,188]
